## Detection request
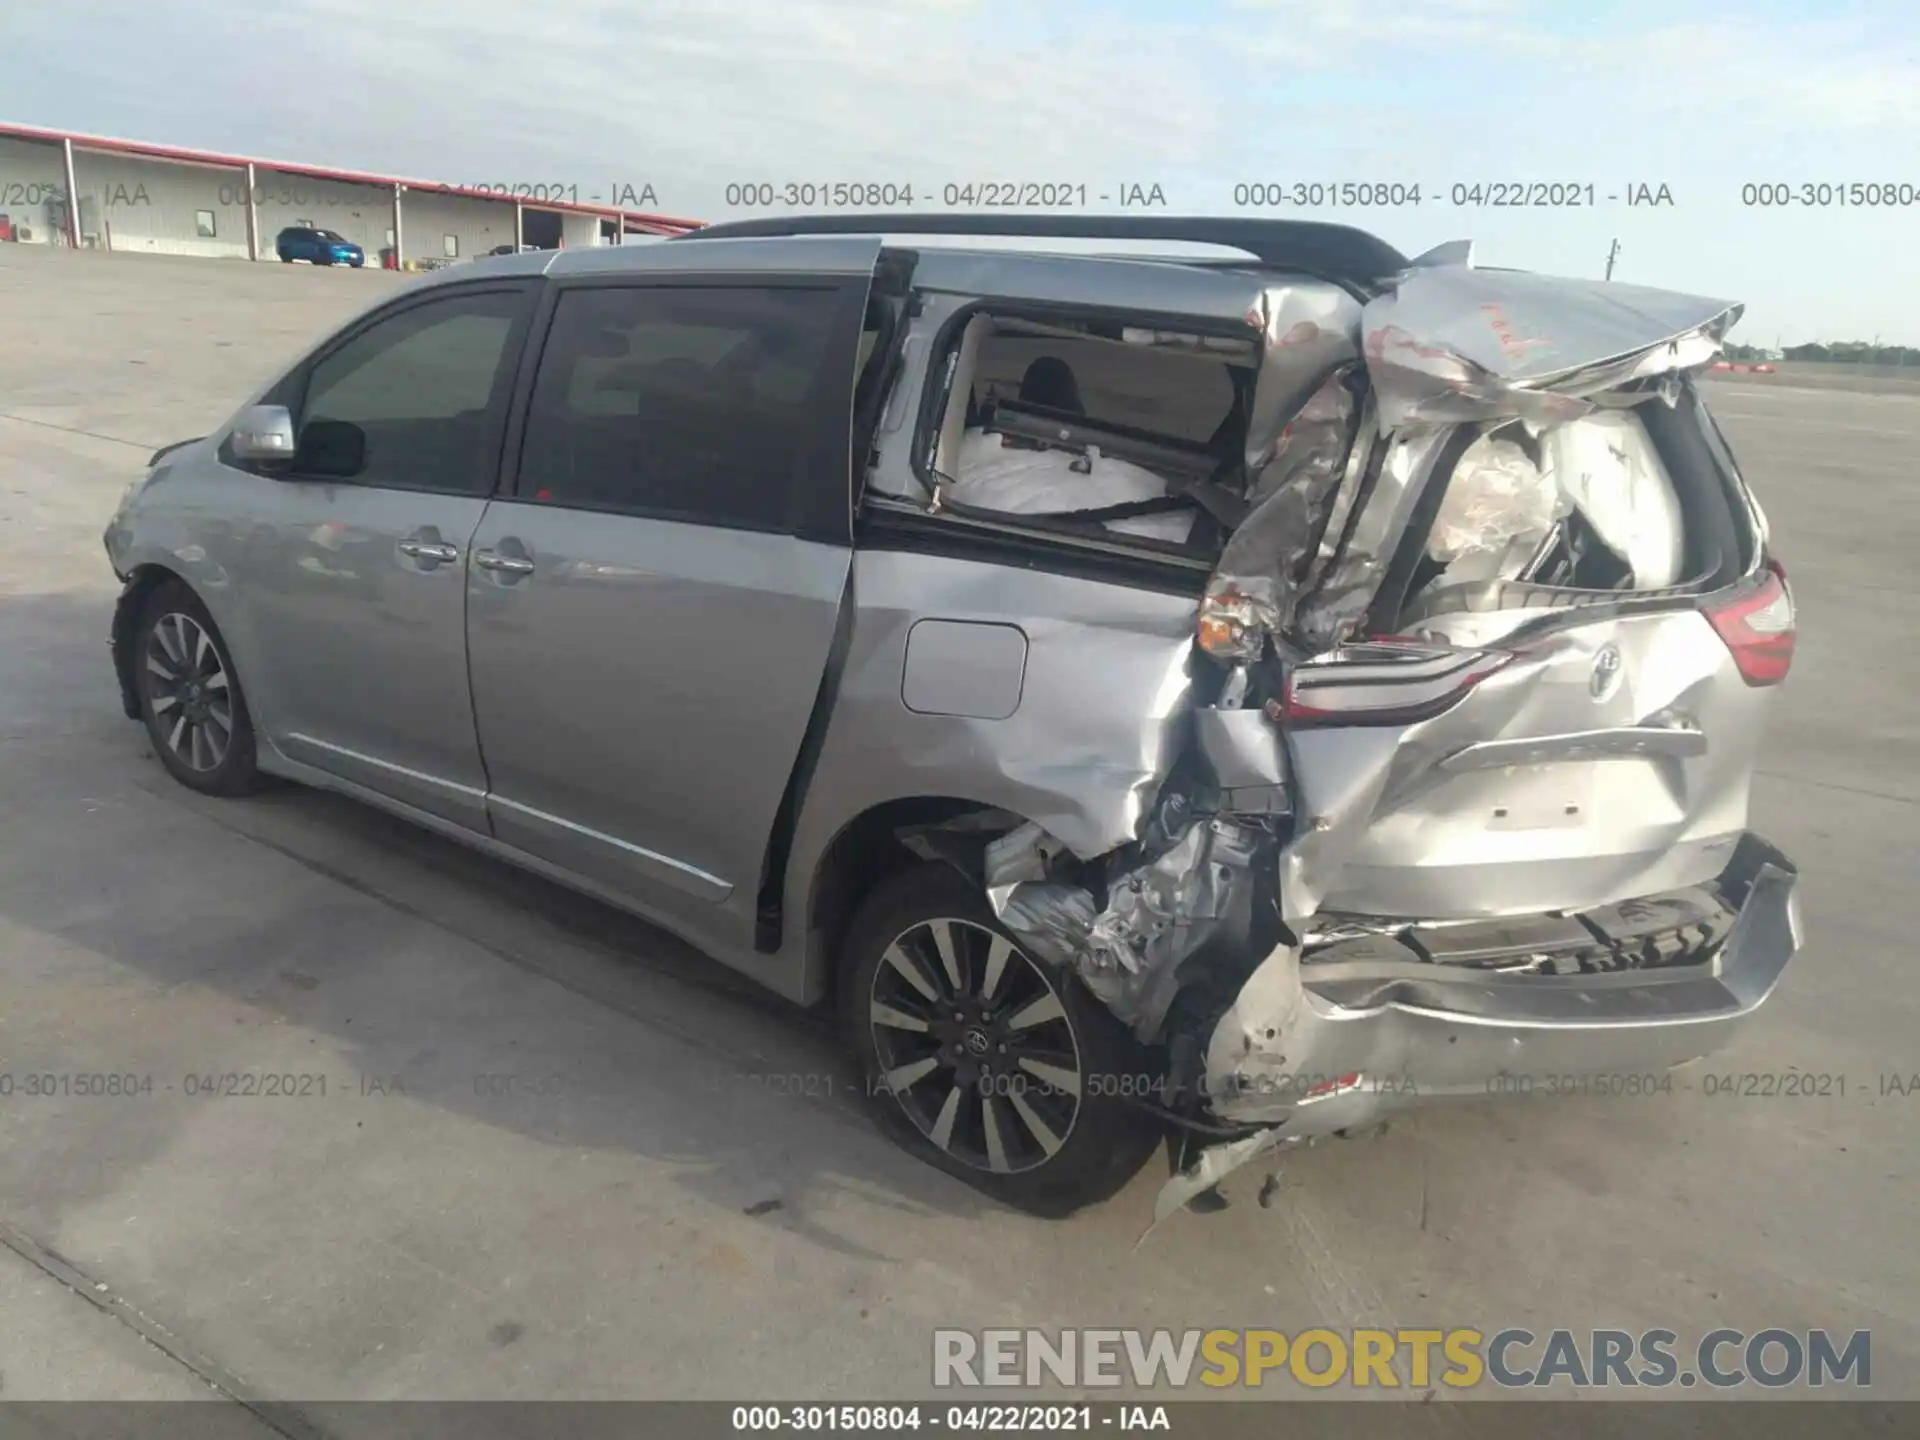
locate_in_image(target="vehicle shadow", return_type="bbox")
[0,590,1018,1267]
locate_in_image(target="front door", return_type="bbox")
[465,267,872,936]
[231,282,534,829]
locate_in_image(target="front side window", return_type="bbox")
[517,284,840,529]
[295,288,523,493]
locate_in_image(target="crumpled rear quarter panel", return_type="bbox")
[786,547,1200,992]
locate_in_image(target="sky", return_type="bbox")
[6,0,1919,343]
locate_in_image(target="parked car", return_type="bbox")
[104,216,1801,1219]
[275,225,365,267]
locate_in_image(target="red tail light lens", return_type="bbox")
[1704,559,1795,687]
[1269,641,1513,729]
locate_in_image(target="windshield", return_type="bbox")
[318,230,349,243]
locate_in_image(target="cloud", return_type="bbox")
[1230,1,1918,131]
[1591,19,1920,132]
[7,0,1917,218]
[162,0,1247,193]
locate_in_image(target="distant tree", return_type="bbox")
[1762,341,1918,365]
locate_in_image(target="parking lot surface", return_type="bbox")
[1,245,1916,1415]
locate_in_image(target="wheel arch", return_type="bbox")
[803,794,1031,1011]
[110,562,190,720]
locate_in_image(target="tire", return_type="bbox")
[841,864,1164,1217]
[132,580,266,797]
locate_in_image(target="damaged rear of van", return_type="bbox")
[693,217,1803,1220]
[1143,259,1801,1217]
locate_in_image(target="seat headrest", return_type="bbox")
[1018,357,1084,415]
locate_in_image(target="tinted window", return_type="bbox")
[518,285,841,529]
[296,288,523,494]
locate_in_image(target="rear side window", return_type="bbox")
[972,332,1237,444]
[517,284,842,529]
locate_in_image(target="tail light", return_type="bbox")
[1268,641,1513,729]
[1703,559,1794,687]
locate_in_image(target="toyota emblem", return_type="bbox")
[1590,644,1624,701]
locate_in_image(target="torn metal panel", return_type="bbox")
[1193,706,1289,790]
[1302,885,1736,976]
[1147,1126,1300,1233]
[1196,369,1362,661]
[1080,814,1265,1040]
[809,551,1200,865]
[1273,610,1771,926]
[1361,265,1741,431]
[1204,835,1801,1131]
[987,881,1098,972]
[982,820,1096,970]
[1243,284,1364,475]
[985,798,1268,1042]
[1298,393,1380,601]
[982,820,1067,886]
[1246,366,1362,509]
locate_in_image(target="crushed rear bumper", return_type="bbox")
[1158,833,1799,1213]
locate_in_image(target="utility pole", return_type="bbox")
[1604,238,1620,281]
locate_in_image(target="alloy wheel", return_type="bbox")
[144,611,234,773]
[868,917,1084,1175]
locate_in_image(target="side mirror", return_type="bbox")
[230,405,297,467]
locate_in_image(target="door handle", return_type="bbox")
[474,549,535,576]
[397,539,460,563]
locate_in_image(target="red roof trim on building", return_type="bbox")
[0,120,705,233]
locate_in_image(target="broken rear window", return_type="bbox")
[918,310,1257,554]
[1383,388,1759,642]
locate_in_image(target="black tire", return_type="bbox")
[132,580,266,797]
[841,864,1164,1218]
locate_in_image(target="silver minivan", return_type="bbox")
[104,216,1802,1219]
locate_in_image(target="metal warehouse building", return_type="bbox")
[0,121,700,266]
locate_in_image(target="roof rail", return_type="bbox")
[675,214,1410,285]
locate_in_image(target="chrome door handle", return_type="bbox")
[474,550,535,575]
[397,539,459,563]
